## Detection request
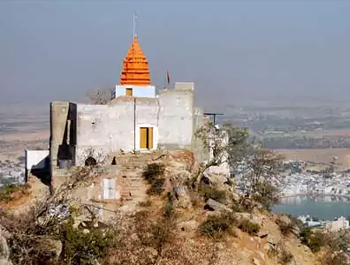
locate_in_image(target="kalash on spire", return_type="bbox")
[114,13,155,98]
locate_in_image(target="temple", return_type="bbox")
[44,31,206,176]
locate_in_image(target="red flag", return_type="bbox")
[166,70,170,85]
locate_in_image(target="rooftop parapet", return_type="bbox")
[175,82,194,91]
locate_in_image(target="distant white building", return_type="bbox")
[325,216,349,232]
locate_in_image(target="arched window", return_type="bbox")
[85,157,97,166]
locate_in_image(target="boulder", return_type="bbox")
[251,257,262,265]
[291,225,300,237]
[177,220,199,233]
[257,230,268,238]
[202,171,228,186]
[234,212,264,227]
[278,215,292,225]
[173,185,192,209]
[204,199,232,213]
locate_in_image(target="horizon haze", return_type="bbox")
[1,0,350,111]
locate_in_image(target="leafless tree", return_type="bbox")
[0,150,108,265]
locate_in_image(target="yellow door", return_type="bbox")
[126,88,133,96]
[148,127,153,149]
[140,127,147,149]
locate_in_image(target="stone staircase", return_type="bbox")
[116,155,155,202]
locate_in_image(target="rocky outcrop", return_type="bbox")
[204,198,232,212]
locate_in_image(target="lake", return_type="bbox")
[272,195,350,220]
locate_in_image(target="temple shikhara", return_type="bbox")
[24,28,206,178]
[120,36,151,86]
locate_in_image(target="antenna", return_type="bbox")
[133,12,138,38]
[203,112,224,125]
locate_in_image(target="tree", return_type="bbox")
[243,148,284,210]
[87,87,114,105]
[195,122,284,210]
[194,122,250,190]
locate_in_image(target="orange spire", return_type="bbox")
[120,36,151,86]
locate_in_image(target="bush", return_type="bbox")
[142,163,166,195]
[238,219,260,236]
[199,213,236,239]
[142,163,166,182]
[300,227,326,252]
[251,182,279,211]
[199,185,226,203]
[0,184,28,202]
[138,199,152,207]
[59,217,115,265]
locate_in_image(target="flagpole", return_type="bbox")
[163,71,166,89]
[133,12,137,38]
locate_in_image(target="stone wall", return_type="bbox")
[158,88,194,149]
[50,102,69,173]
[73,84,198,165]
[51,82,205,168]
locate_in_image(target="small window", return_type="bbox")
[126,88,133,96]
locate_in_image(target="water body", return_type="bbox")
[272,195,350,220]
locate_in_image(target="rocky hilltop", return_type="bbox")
[0,150,342,265]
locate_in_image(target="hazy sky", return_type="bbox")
[1,0,350,109]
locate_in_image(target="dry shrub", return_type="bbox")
[199,213,236,240]
[199,185,226,203]
[279,248,294,264]
[142,163,166,195]
[111,194,179,265]
[0,162,109,265]
[233,196,254,213]
[237,219,260,236]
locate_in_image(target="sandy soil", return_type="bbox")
[276,148,350,169]
[0,131,49,161]
[0,105,49,162]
